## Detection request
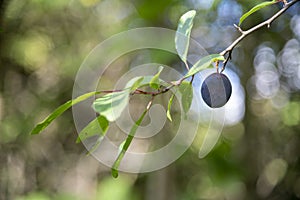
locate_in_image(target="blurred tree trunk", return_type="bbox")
[0,0,7,26]
[145,167,175,200]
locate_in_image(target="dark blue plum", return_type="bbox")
[201,72,232,108]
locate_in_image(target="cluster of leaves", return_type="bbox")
[30,10,224,178]
[30,0,288,178]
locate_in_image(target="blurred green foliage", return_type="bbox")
[1,0,300,199]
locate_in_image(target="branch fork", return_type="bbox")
[219,0,300,72]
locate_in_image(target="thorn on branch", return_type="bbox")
[234,24,244,34]
[283,0,288,6]
[221,50,232,72]
[190,75,195,84]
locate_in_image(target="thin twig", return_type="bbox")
[100,89,123,93]
[131,76,187,96]
[220,0,299,71]
[100,0,299,98]
[190,74,195,84]
[234,24,244,34]
[134,84,176,96]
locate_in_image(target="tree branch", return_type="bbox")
[220,0,300,72]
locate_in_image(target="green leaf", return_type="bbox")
[93,90,130,122]
[129,77,144,92]
[175,10,196,64]
[86,136,104,156]
[179,81,193,113]
[125,76,152,89]
[30,91,98,135]
[150,66,164,89]
[239,0,277,26]
[184,54,225,78]
[76,115,109,143]
[118,140,126,154]
[167,94,175,121]
[111,109,148,178]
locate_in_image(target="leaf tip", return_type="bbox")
[111,168,119,178]
[75,137,81,143]
[186,10,196,16]
[179,10,196,23]
[158,65,164,72]
[167,112,172,122]
[30,124,43,135]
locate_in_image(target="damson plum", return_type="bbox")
[201,72,232,108]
